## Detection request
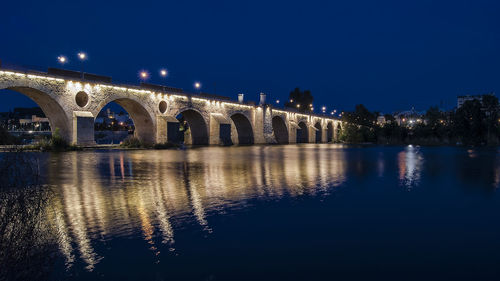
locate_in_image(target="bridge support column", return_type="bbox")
[210,114,231,145]
[308,126,316,143]
[288,124,297,143]
[253,107,266,144]
[72,111,95,146]
[157,116,180,144]
[321,128,328,143]
[263,106,274,143]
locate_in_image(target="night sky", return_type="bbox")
[1,0,499,113]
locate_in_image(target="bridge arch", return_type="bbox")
[1,86,72,141]
[272,116,288,144]
[96,97,155,144]
[176,108,209,145]
[297,121,308,143]
[314,122,322,143]
[230,113,254,145]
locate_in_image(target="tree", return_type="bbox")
[284,88,313,112]
[343,104,376,127]
[453,100,485,145]
[482,94,499,143]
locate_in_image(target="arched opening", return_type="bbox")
[296,121,308,143]
[176,109,209,145]
[327,122,334,143]
[95,99,154,145]
[230,113,254,145]
[0,87,70,144]
[272,116,288,144]
[314,122,322,143]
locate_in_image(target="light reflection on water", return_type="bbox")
[10,144,500,280]
[397,145,423,190]
[45,145,348,270]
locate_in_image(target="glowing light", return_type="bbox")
[296,104,300,108]
[290,99,294,103]
[322,106,326,112]
[194,82,201,89]
[58,56,67,64]
[139,71,149,80]
[276,99,280,104]
[309,104,313,107]
[78,52,87,60]
[160,69,168,77]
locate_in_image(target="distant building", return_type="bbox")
[393,108,425,127]
[376,115,386,125]
[457,93,495,108]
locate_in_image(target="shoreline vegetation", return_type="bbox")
[338,97,500,147]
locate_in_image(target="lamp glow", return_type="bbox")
[160,69,168,77]
[78,52,87,60]
[57,56,67,64]
[194,82,201,89]
[139,71,149,80]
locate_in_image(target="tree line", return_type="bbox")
[340,95,500,146]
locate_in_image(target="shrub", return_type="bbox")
[120,136,143,148]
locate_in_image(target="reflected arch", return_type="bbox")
[97,98,155,144]
[2,86,71,141]
[177,109,209,145]
[297,121,308,143]
[230,113,254,145]
[272,116,288,144]
[314,122,322,143]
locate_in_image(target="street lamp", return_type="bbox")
[77,52,86,60]
[160,69,168,78]
[57,55,67,64]
[139,70,149,83]
[77,52,87,78]
[296,104,300,108]
[194,82,201,92]
[276,99,280,104]
[322,106,326,113]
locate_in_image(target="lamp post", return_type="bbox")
[139,70,149,84]
[77,52,87,78]
[194,82,201,93]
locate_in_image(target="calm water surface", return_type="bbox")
[14,145,500,280]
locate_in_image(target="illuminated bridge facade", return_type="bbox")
[0,67,342,145]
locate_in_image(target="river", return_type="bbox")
[2,144,500,280]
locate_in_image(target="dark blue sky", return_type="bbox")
[1,0,499,113]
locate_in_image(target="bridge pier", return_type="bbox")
[321,127,328,143]
[209,113,231,145]
[72,111,95,145]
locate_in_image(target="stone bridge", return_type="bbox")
[0,67,343,146]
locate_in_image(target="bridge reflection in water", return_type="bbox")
[44,145,347,270]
